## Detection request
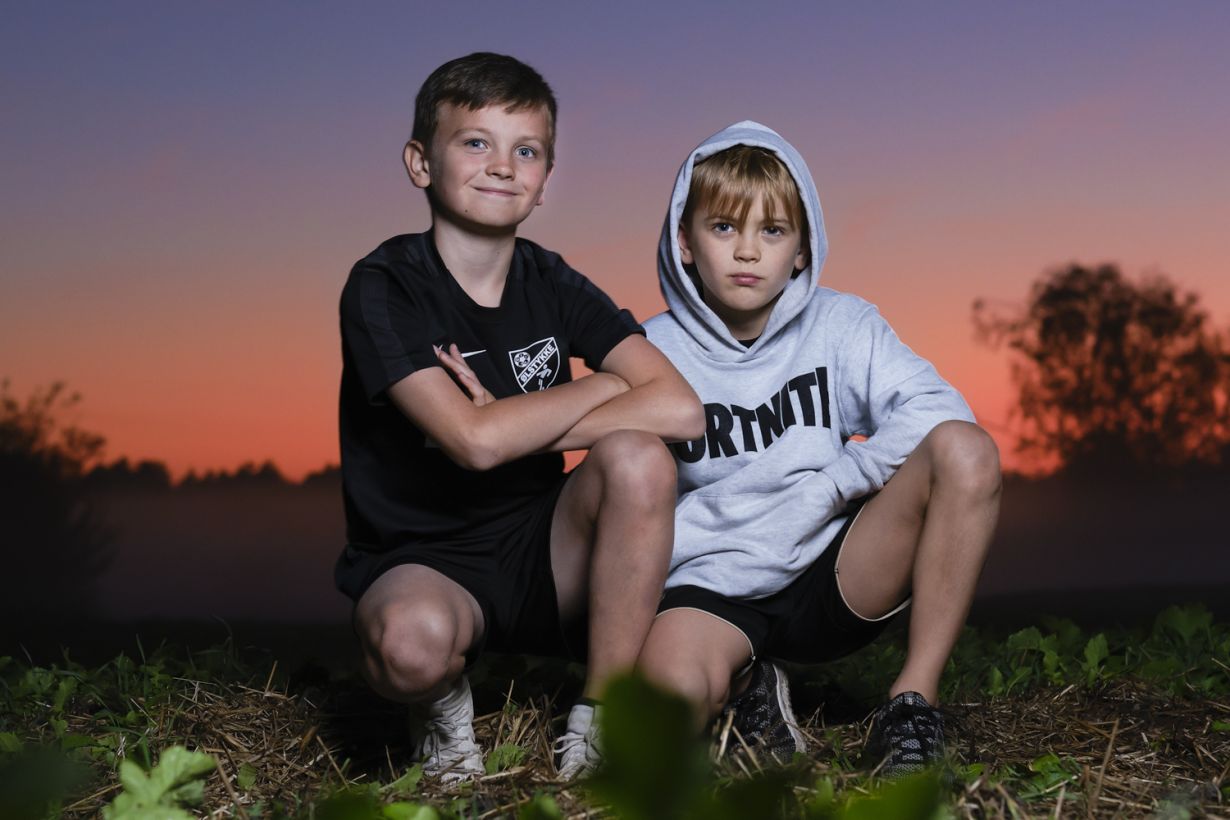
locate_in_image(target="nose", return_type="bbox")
[734,230,760,263]
[486,151,514,180]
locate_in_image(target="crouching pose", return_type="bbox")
[638,122,1001,775]
[335,53,702,783]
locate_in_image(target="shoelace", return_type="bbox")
[421,715,480,760]
[881,702,941,764]
[554,726,603,776]
[552,730,585,756]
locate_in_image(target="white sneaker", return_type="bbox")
[410,675,484,782]
[554,702,603,780]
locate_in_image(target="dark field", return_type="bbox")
[3,606,1227,819]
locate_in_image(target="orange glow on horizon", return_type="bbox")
[6,5,1228,483]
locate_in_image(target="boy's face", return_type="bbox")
[679,193,808,339]
[405,102,552,234]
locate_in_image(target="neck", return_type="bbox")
[432,219,517,307]
[705,292,780,342]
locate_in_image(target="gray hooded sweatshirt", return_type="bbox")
[645,121,975,599]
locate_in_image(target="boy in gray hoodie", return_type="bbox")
[639,122,1001,775]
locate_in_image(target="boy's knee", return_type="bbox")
[589,430,676,500]
[646,660,710,714]
[641,651,730,720]
[927,421,1001,496]
[367,603,460,698]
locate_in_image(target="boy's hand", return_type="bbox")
[435,343,495,406]
[539,335,705,450]
[387,361,631,471]
[436,342,631,408]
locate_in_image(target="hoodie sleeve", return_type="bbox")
[822,302,975,502]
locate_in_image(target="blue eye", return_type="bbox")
[712,222,734,234]
[515,145,538,159]
[464,138,487,149]
[764,225,785,237]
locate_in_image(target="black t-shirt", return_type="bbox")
[338,231,642,552]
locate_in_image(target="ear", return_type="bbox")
[536,165,554,207]
[404,140,431,190]
[677,224,694,265]
[794,242,810,272]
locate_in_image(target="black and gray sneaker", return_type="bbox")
[722,660,806,763]
[863,691,945,777]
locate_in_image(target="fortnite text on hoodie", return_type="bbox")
[675,367,831,461]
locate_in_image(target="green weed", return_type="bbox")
[100,745,216,819]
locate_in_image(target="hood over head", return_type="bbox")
[657,121,827,360]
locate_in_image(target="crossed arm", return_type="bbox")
[387,334,704,471]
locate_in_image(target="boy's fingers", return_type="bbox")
[437,348,468,375]
[434,343,491,404]
[448,344,476,372]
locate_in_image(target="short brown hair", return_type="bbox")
[682,145,806,235]
[412,52,558,166]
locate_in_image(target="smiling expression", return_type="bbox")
[405,102,552,235]
[679,192,808,341]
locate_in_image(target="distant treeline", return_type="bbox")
[82,458,340,491]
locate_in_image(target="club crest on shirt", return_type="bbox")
[508,336,560,392]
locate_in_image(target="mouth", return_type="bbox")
[729,274,762,286]
[474,187,517,198]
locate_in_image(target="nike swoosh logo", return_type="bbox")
[460,349,486,358]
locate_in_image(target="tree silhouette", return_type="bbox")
[974,264,1230,473]
[0,381,114,620]
[178,460,288,489]
[84,457,173,491]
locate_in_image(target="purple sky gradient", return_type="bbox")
[3,2,1228,477]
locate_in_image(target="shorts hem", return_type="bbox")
[655,605,757,663]
[832,501,912,624]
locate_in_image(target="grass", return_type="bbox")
[1,605,1227,818]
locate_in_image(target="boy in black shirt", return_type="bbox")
[336,53,703,782]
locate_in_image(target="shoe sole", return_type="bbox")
[769,663,808,756]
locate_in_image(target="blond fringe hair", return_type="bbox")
[681,145,807,235]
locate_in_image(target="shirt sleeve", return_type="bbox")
[552,259,644,371]
[340,262,440,404]
[822,302,976,501]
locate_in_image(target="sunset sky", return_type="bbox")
[3,2,1228,480]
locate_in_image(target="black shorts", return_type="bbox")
[657,500,908,664]
[334,474,583,661]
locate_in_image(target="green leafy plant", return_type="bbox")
[0,745,92,820]
[101,745,216,819]
[1018,753,1080,801]
[484,742,525,774]
[517,793,562,819]
[586,674,712,820]
[823,772,946,819]
[381,764,423,796]
[382,804,441,820]
[1082,633,1110,685]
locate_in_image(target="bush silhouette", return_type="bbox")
[974,264,1230,474]
[0,381,113,621]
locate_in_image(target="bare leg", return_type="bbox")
[638,609,752,729]
[549,429,677,699]
[834,420,1001,704]
[353,563,485,703]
